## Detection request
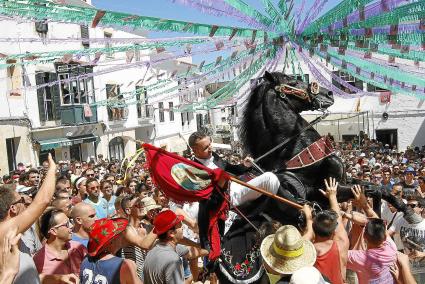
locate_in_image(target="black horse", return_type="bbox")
[214,71,410,284]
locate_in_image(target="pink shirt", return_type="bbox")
[347,237,397,284]
[33,240,87,275]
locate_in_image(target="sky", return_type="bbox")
[91,0,342,63]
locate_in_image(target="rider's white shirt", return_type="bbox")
[195,155,280,234]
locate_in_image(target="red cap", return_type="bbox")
[153,210,184,235]
[87,218,128,257]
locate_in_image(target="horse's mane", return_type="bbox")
[239,71,290,156]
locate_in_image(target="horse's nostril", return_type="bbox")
[327,91,333,97]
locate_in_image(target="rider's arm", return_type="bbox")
[302,204,314,241]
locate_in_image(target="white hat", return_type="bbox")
[16,184,32,193]
[360,153,366,157]
[290,267,328,284]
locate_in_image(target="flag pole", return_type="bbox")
[229,176,303,210]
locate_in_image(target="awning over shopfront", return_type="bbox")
[38,135,98,151]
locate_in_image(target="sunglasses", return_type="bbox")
[11,196,25,206]
[86,174,95,177]
[407,203,418,208]
[52,220,72,229]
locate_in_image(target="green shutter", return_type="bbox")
[35,72,46,122]
[49,72,61,120]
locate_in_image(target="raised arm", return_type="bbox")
[351,185,379,219]
[320,178,349,247]
[11,154,56,234]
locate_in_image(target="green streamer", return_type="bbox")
[181,48,275,111]
[224,0,273,28]
[303,0,374,35]
[0,38,211,68]
[337,1,425,33]
[0,0,274,38]
[326,48,425,87]
[314,49,425,99]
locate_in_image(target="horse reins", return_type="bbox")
[254,110,329,164]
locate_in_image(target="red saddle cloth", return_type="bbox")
[286,137,335,170]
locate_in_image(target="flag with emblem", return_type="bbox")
[142,143,229,203]
[142,143,230,260]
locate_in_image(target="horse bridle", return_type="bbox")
[252,81,328,165]
[274,81,320,103]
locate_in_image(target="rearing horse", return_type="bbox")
[214,71,409,284]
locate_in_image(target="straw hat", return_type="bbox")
[140,197,162,215]
[260,225,316,275]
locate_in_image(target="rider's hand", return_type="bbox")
[319,177,338,199]
[302,204,313,221]
[242,156,253,168]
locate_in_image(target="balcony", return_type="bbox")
[60,105,98,125]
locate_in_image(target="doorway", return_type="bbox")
[70,144,82,161]
[376,129,398,148]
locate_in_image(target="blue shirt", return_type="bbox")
[84,197,108,219]
[104,195,117,217]
[72,234,89,248]
[80,255,123,284]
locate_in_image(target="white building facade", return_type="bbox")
[0,0,201,172]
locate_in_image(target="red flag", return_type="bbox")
[142,143,228,202]
[142,143,230,260]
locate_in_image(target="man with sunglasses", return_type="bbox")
[83,178,108,219]
[33,208,87,283]
[0,154,56,284]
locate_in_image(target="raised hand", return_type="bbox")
[320,177,338,199]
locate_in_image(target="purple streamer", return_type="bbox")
[295,0,306,31]
[315,49,425,97]
[297,0,323,33]
[298,49,355,98]
[17,41,242,93]
[320,0,408,34]
[299,0,329,34]
[171,0,271,31]
[351,23,425,37]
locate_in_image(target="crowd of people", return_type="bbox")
[0,130,424,284]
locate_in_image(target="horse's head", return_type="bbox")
[263,71,334,112]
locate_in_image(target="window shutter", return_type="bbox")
[49,73,61,120]
[35,72,46,122]
[80,25,90,48]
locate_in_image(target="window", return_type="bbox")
[80,25,89,48]
[109,137,125,161]
[136,86,145,118]
[186,112,190,125]
[107,84,125,121]
[169,102,174,121]
[104,32,113,58]
[7,60,22,96]
[57,64,95,105]
[221,117,227,123]
[181,113,185,127]
[6,137,19,172]
[221,108,226,113]
[135,44,141,61]
[36,73,54,121]
[159,102,165,122]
